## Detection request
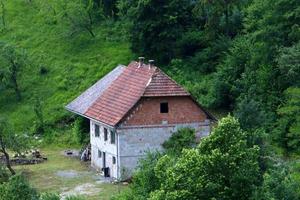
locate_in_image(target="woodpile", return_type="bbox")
[0,149,47,166]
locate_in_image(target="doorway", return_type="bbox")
[102,152,106,168]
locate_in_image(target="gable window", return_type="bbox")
[98,150,102,158]
[104,128,108,141]
[160,102,168,113]
[112,156,116,164]
[111,131,115,144]
[95,124,100,137]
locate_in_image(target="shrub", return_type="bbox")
[162,127,195,155]
[72,117,89,145]
[0,165,9,184]
[0,174,39,200]
[40,193,60,200]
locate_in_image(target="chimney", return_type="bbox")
[138,57,145,67]
[149,60,155,67]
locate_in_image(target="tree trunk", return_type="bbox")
[86,26,95,37]
[2,149,15,175]
[10,60,21,101]
[0,137,15,175]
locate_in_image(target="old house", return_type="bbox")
[66,58,216,179]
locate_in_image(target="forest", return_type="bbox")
[0,0,300,199]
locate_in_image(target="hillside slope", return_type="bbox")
[0,0,132,134]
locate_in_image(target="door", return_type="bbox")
[102,152,106,168]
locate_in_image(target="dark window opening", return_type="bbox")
[104,128,108,141]
[98,150,102,158]
[95,124,100,137]
[160,102,169,113]
[111,131,115,144]
[112,156,116,164]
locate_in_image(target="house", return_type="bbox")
[65,58,216,179]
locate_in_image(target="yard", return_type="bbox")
[14,147,126,200]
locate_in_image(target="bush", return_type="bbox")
[162,127,195,155]
[72,117,89,145]
[0,174,39,200]
[40,193,60,200]
[65,196,86,200]
[0,165,9,184]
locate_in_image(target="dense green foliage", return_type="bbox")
[162,128,195,155]
[0,175,39,200]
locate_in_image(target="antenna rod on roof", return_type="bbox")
[138,57,145,67]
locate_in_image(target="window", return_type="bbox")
[95,124,100,137]
[111,131,115,144]
[104,128,108,141]
[98,150,102,158]
[112,156,116,164]
[160,102,168,113]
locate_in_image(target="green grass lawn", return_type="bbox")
[0,0,133,133]
[15,147,126,200]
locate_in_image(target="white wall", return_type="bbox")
[90,120,118,178]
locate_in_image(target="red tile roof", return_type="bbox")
[68,61,215,126]
[143,69,189,97]
[84,61,156,126]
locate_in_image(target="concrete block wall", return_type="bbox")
[117,122,210,178]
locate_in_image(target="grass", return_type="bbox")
[15,146,126,200]
[0,0,132,134]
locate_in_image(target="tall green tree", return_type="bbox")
[128,0,194,63]
[0,42,27,101]
[58,0,96,37]
[194,0,244,38]
[274,87,300,153]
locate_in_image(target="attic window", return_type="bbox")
[160,102,168,113]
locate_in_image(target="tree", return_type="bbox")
[128,0,194,64]
[0,0,6,28]
[251,163,300,200]
[273,87,300,153]
[0,118,29,175]
[234,96,268,130]
[0,42,28,101]
[148,116,261,200]
[194,0,244,38]
[59,0,96,37]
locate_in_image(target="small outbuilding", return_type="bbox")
[66,58,216,179]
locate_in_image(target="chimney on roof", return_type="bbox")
[149,60,155,67]
[138,57,145,67]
